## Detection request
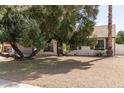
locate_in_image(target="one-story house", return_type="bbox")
[0,24,116,56]
[38,24,116,56]
[68,24,116,56]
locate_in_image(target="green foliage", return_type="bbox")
[56,6,79,42]
[25,6,63,40]
[68,6,98,50]
[69,37,97,50]
[18,18,46,49]
[1,7,46,49]
[0,25,6,43]
[27,5,98,53]
[26,6,99,45]
[2,9,24,42]
[0,5,99,57]
[116,31,124,44]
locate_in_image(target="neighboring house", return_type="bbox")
[0,43,13,54]
[40,24,116,56]
[37,40,57,56]
[0,24,116,56]
[68,24,116,56]
[0,40,58,56]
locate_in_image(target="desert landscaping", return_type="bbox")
[0,56,124,88]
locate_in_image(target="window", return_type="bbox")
[95,40,104,50]
[44,43,53,52]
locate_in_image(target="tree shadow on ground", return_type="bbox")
[0,56,105,83]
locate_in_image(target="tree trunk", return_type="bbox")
[9,42,24,59]
[57,40,60,56]
[60,42,63,55]
[57,40,63,56]
[107,5,113,57]
[29,48,41,58]
[57,40,61,56]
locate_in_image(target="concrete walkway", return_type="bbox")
[0,79,40,88]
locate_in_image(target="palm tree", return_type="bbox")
[107,5,113,56]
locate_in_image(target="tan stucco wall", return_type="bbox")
[17,44,32,56]
[37,40,57,56]
[9,40,57,56]
[0,44,2,52]
[68,38,115,56]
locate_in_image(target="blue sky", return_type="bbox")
[95,5,124,32]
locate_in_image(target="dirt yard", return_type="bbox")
[0,56,124,88]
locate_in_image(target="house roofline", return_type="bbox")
[95,24,116,27]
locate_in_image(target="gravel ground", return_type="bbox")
[0,56,124,88]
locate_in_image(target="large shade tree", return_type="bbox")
[24,6,64,56]
[0,6,47,59]
[26,5,99,56]
[0,5,99,59]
